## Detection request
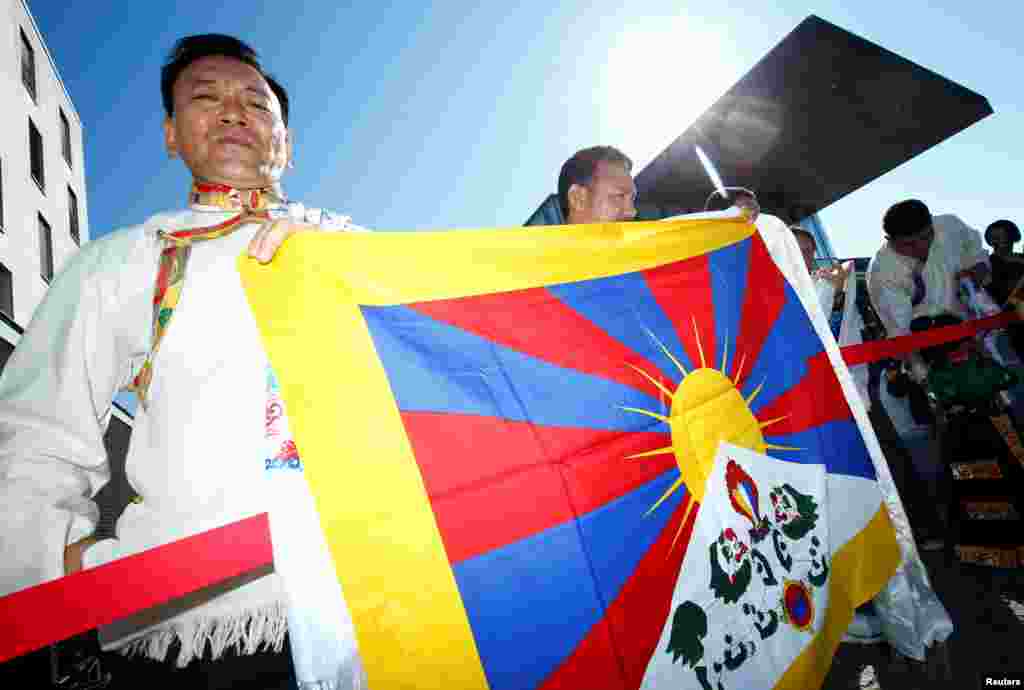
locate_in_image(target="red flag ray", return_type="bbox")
[409,287,676,401]
[643,254,717,373]
[401,411,674,564]
[754,351,853,435]
[538,495,699,689]
[732,234,787,384]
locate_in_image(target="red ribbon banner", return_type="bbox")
[840,311,1018,366]
[0,513,272,664]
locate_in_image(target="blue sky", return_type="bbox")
[28,0,1024,261]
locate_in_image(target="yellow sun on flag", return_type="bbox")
[622,321,797,547]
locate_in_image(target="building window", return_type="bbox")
[39,214,53,283]
[60,109,72,168]
[0,263,11,319]
[20,29,36,101]
[29,118,44,192]
[0,338,13,376]
[68,186,80,245]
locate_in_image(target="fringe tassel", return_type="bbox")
[297,671,364,690]
[118,601,288,667]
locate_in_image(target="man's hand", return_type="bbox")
[732,193,760,223]
[954,268,977,282]
[64,535,98,575]
[817,261,852,290]
[955,262,990,286]
[247,220,319,264]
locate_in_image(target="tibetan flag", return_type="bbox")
[239,214,900,690]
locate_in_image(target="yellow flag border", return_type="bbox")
[273,217,754,305]
[774,505,902,690]
[239,218,754,689]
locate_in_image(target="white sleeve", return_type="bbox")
[958,219,989,270]
[815,279,836,316]
[867,263,912,339]
[0,228,151,597]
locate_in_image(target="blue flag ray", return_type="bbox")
[362,305,667,433]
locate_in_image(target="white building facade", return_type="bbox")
[0,0,88,368]
[0,2,136,540]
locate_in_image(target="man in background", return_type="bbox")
[558,146,638,225]
[556,145,758,226]
[867,199,989,350]
[792,224,850,333]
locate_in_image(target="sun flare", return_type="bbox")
[600,17,743,171]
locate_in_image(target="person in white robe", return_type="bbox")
[0,34,365,690]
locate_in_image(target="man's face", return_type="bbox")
[889,223,934,263]
[567,161,637,224]
[988,226,1014,255]
[164,55,290,189]
[796,234,817,274]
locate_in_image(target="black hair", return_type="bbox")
[985,219,1021,246]
[557,146,633,220]
[790,225,816,246]
[161,34,289,126]
[883,199,932,239]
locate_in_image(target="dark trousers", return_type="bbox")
[1,633,297,690]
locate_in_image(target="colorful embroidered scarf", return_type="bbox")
[128,182,284,404]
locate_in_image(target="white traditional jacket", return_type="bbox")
[0,194,366,689]
[866,213,989,338]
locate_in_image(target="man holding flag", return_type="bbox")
[555,145,759,227]
[0,34,364,689]
[557,145,638,225]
